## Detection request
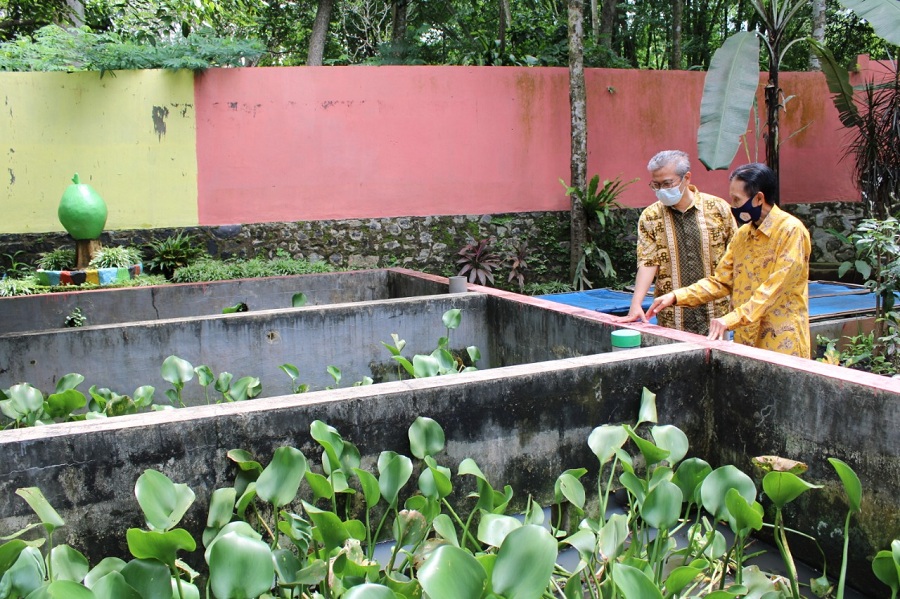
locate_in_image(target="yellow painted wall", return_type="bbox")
[1,70,197,234]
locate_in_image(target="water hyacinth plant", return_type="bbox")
[1,389,896,598]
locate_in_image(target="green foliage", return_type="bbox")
[88,245,142,269]
[0,25,266,72]
[36,248,76,271]
[3,392,896,598]
[562,174,636,290]
[1,250,33,279]
[63,307,87,328]
[0,274,38,296]
[143,232,206,279]
[171,256,333,283]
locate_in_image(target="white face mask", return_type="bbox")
[655,180,684,206]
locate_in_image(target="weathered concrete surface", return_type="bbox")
[0,345,709,570]
[0,277,676,402]
[706,343,900,595]
[0,269,447,335]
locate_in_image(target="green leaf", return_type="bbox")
[587,424,628,465]
[392,355,415,377]
[132,386,155,409]
[91,571,142,599]
[492,525,557,599]
[125,528,196,567]
[762,471,821,509]
[226,449,262,474]
[855,260,872,280]
[16,488,65,535]
[672,458,712,505]
[377,451,413,506]
[352,468,381,508]
[698,31,761,170]
[257,446,307,508]
[5,546,44,597]
[724,488,764,534]
[664,566,703,594]
[194,365,214,387]
[418,457,453,499]
[637,387,658,426]
[6,384,44,417]
[49,544,89,582]
[0,539,28,573]
[419,545,486,599]
[838,0,900,45]
[22,580,96,598]
[828,457,862,513]
[343,584,398,599]
[432,513,459,546]
[477,513,523,547]
[302,502,351,553]
[205,487,236,531]
[872,548,900,592]
[554,470,587,510]
[409,416,445,459]
[650,425,689,465]
[160,355,194,385]
[412,354,441,378]
[207,532,274,599]
[83,557,127,589]
[700,465,756,522]
[641,480,683,530]
[612,563,664,599]
[442,308,462,330]
[54,373,84,393]
[624,425,670,467]
[119,558,171,599]
[807,39,859,127]
[133,470,195,532]
[310,420,344,474]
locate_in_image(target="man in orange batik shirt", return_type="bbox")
[647,162,812,358]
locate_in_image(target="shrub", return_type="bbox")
[36,248,76,271]
[172,257,333,283]
[144,232,207,279]
[88,245,142,269]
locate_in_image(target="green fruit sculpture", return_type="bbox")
[58,173,108,240]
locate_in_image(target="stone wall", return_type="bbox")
[0,202,866,288]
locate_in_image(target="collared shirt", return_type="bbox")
[637,186,736,334]
[673,204,811,358]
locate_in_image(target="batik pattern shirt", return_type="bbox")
[673,205,811,358]
[637,187,736,334]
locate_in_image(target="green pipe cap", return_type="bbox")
[611,329,641,348]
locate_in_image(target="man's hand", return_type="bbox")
[612,306,648,324]
[707,317,729,340]
[646,292,675,319]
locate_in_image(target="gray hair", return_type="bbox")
[647,150,690,176]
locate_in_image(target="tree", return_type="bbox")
[567,0,587,283]
[809,0,825,70]
[307,0,335,65]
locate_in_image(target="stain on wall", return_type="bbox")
[0,70,198,234]
[151,105,169,140]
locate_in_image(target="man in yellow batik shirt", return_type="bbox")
[613,150,736,335]
[647,163,811,358]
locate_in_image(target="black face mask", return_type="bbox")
[731,196,762,224]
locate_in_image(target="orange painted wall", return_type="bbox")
[195,66,860,226]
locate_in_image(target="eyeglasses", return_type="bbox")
[648,177,683,191]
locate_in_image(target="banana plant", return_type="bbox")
[698,0,900,183]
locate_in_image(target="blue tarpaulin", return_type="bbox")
[537,281,893,323]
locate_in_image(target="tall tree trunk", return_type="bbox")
[600,0,615,49]
[765,34,781,189]
[590,0,599,39]
[307,0,336,66]
[65,0,84,27]
[568,0,587,283]
[809,0,826,70]
[498,0,510,58]
[391,0,410,44]
[670,0,683,69]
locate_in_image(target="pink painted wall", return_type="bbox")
[194,66,861,226]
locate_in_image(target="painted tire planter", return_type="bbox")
[36,264,142,287]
